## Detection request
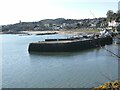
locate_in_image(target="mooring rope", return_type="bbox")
[98,39,120,59]
[103,47,120,58]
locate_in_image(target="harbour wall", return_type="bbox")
[28,36,113,52]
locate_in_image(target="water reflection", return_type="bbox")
[28,47,101,56]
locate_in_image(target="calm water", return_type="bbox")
[1,34,119,88]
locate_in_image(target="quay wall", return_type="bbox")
[28,36,113,52]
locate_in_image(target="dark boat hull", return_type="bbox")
[28,36,113,52]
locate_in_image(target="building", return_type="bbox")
[118,1,120,10]
[108,20,117,27]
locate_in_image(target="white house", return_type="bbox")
[108,20,117,27]
[107,20,120,33]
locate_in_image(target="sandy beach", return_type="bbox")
[20,31,59,34]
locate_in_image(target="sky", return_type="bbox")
[0,0,119,25]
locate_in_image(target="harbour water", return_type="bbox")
[1,34,119,88]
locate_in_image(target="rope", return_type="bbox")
[98,41,120,58]
[95,36,120,58]
[104,47,120,58]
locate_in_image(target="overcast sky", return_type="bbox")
[0,0,119,25]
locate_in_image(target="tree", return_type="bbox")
[49,23,53,27]
[77,23,81,28]
[106,10,114,18]
[100,19,108,28]
[106,10,114,22]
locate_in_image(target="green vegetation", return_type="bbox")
[106,10,120,22]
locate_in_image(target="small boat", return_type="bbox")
[28,35,113,52]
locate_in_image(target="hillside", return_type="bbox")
[2,18,106,32]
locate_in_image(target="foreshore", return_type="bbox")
[0,29,100,35]
[20,31,59,35]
